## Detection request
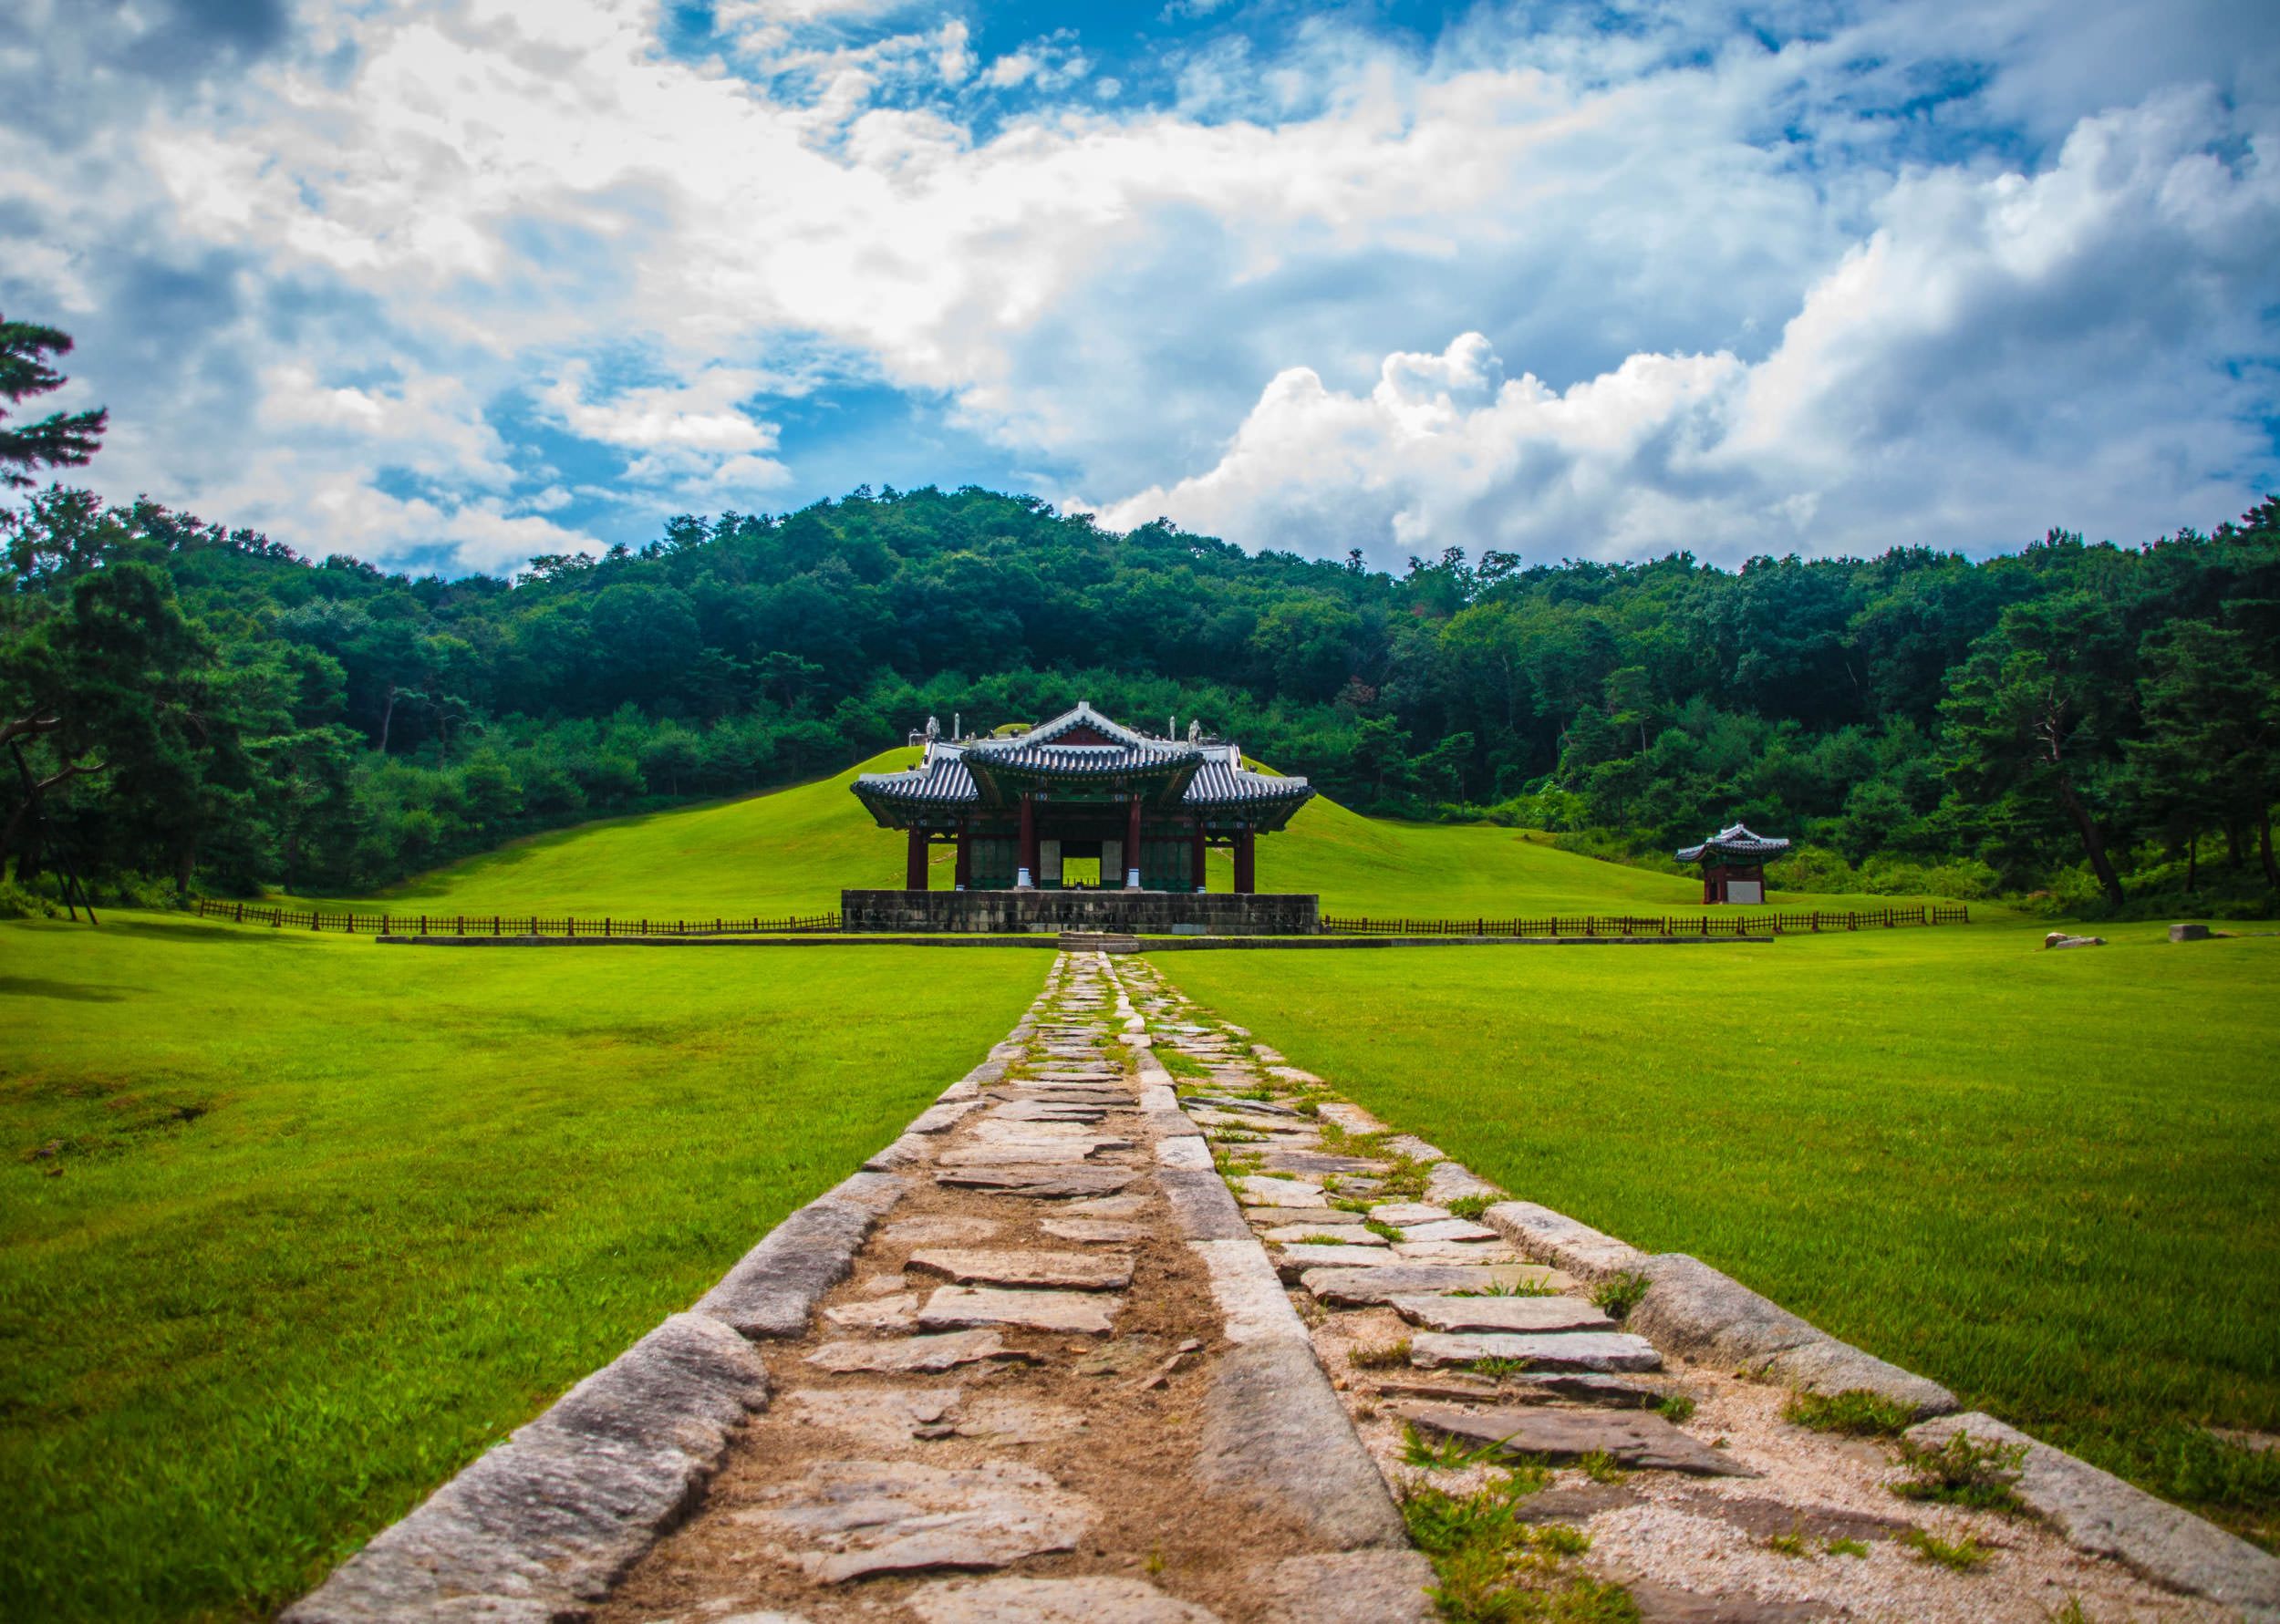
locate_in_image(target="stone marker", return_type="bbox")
[1396,1403,1756,1476]
[917,1286,1123,1335]
[907,1248,1135,1290]
[806,1329,1021,1374]
[1409,1329,1662,1372]
[736,1458,1094,1582]
[2170,922,2213,942]
[1388,1294,1614,1334]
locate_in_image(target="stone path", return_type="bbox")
[588,953,2254,1624]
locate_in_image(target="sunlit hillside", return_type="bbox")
[305,750,1943,917]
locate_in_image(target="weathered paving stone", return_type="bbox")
[734,1459,1094,1583]
[1620,1577,1836,1622]
[1366,1371,1667,1408]
[1041,1217,1151,1244]
[805,1329,1024,1374]
[1397,1402,1756,1476]
[1388,1294,1615,1334]
[934,1165,1137,1197]
[1301,1264,1567,1306]
[1188,1094,1303,1118]
[907,1248,1135,1290]
[1392,1239,1522,1264]
[1260,1150,1384,1175]
[906,1575,1221,1622]
[1367,1203,1452,1226]
[948,1393,1087,1445]
[917,1286,1123,1335]
[1409,1329,1663,1372]
[1234,1175,1326,1207]
[1246,1204,1367,1228]
[782,1385,959,1446]
[885,1215,1002,1245]
[988,1100,1109,1122]
[938,1139,1127,1166]
[1261,1224,1388,1246]
[1253,1550,1437,1624]
[1061,1192,1151,1218]
[822,1293,919,1331]
[1273,1244,1405,1281]
[1395,1218,1500,1244]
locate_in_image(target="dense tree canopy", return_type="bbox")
[5,476,2275,915]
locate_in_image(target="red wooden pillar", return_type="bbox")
[1017,792,1038,888]
[906,828,928,892]
[1234,825,1256,894]
[1124,794,1143,888]
[954,825,972,891]
[1190,822,1207,894]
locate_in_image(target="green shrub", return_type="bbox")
[1892,1432,2029,1513]
[1590,1271,1650,1320]
[1782,1389,1916,1437]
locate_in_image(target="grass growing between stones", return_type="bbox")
[0,915,1043,1623]
[1398,1475,1639,1623]
[1160,920,2280,1548]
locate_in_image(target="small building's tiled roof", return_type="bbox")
[855,752,979,805]
[967,738,1198,775]
[1677,822,1790,864]
[1189,756,1311,805]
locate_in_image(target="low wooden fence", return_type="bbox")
[1319,905,1969,937]
[192,900,842,936]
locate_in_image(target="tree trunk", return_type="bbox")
[4,798,35,884]
[2186,832,2197,893]
[379,688,398,755]
[174,840,195,902]
[2225,821,2244,867]
[2054,771,2125,908]
[2262,806,2278,891]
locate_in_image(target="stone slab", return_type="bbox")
[1369,1203,1453,1226]
[907,1576,1221,1622]
[1249,1204,1367,1227]
[1261,1224,1388,1246]
[822,1294,918,1331]
[1199,1338,1412,1551]
[736,1458,1093,1583]
[917,1287,1122,1335]
[1409,1330,1663,1372]
[1061,1193,1151,1218]
[1424,1161,1501,1205]
[935,1165,1137,1198]
[1156,1135,1215,1170]
[1369,1371,1665,1409]
[1041,1218,1151,1244]
[1399,1218,1500,1244]
[938,1141,1124,1166]
[1391,1240,1520,1265]
[806,1329,1021,1374]
[1910,1412,2280,1619]
[1253,1550,1436,1624]
[1389,1294,1614,1334]
[885,1215,1003,1245]
[1301,1265,1566,1306]
[1274,1244,1403,1282]
[1395,1403,1756,1477]
[1234,1175,1326,1207]
[907,1248,1135,1291]
[1260,1151,1384,1175]
[988,1100,1109,1122]
[1158,1168,1254,1242]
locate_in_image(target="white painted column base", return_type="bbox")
[1126,869,1142,889]
[1015,869,1034,889]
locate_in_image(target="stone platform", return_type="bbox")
[841,888,1318,936]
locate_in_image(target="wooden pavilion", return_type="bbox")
[853,702,1313,893]
[1676,822,1790,905]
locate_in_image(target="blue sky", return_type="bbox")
[5,0,2277,574]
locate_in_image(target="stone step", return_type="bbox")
[935,1164,1139,1197]
[1388,1294,1614,1334]
[917,1286,1123,1335]
[1300,1264,1570,1306]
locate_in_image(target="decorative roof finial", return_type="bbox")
[924,715,940,741]
[1187,719,1202,744]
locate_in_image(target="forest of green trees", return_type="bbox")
[5,318,2277,915]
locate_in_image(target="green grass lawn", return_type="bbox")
[1162,919,2280,1547]
[296,748,1934,918]
[0,916,1043,1623]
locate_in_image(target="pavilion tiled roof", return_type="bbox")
[851,702,1313,820]
[1676,822,1791,864]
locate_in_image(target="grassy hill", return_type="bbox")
[311,750,1936,917]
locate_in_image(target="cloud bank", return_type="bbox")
[2,0,2275,572]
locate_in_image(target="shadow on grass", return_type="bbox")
[0,977,138,1002]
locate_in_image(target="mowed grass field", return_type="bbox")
[296,747,1936,918]
[1163,921,2280,1546]
[0,917,1044,1623]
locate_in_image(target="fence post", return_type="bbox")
[493,915,501,936]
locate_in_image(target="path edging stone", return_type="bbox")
[1910,1412,2280,1622]
[690,1168,909,1338]
[280,1312,767,1624]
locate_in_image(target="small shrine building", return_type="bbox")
[851,702,1314,895]
[1676,822,1790,905]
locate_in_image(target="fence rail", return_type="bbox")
[192,900,843,936]
[1318,905,1969,937]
